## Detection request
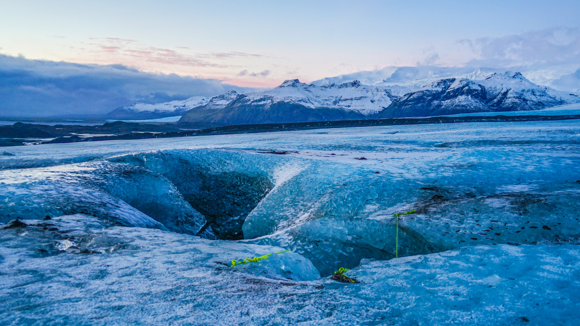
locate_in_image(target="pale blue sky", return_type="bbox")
[1,0,579,86]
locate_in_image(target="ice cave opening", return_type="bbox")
[183,171,273,240]
[109,151,274,240]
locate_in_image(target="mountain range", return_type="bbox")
[312,65,580,93]
[107,70,580,124]
[378,72,579,118]
[179,80,404,124]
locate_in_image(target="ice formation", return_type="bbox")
[1,119,580,323]
[109,150,275,239]
[1,215,578,324]
[0,162,209,236]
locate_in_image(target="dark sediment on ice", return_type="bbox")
[2,114,580,147]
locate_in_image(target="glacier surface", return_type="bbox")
[1,119,580,324]
[1,215,578,325]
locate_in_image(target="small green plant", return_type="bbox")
[230,250,290,267]
[331,267,359,283]
[395,210,416,258]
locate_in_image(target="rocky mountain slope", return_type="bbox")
[180,80,401,124]
[378,72,580,118]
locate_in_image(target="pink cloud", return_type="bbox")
[87,38,229,68]
[208,51,265,59]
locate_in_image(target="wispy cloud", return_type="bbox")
[82,38,271,71]
[208,51,266,59]
[86,38,228,68]
[417,46,440,66]
[237,69,270,77]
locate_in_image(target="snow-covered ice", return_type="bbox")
[1,119,580,324]
[1,215,578,325]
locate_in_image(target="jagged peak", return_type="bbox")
[277,79,305,88]
[211,90,238,99]
[430,78,457,88]
[485,71,525,81]
[338,80,362,88]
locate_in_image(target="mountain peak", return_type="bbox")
[430,78,457,89]
[338,80,362,88]
[278,79,304,88]
[485,71,525,81]
[507,71,524,79]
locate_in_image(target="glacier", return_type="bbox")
[1,215,579,324]
[1,119,580,324]
[106,96,211,120]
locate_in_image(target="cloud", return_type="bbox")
[550,68,580,93]
[86,38,228,69]
[253,70,270,77]
[208,51,265,59]
[236,69,270,77]
[420,53,440,66]
[461,27,580,67]
[417,47,440,66]
[0,54,249,118]
[82,39,268,71]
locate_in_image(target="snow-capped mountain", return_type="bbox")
[377,72,580,118]
[313,66,502,89]
[181,72,580,124]
[106,96,210,120]
[313,65,580,93]
[199,91,239,110]
[180,80,401,124]
[110,69,580,124]
[242,79,401,114]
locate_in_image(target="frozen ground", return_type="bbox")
[1,120,580,324]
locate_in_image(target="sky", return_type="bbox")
[2,0,580,87]
[1,0,580,117]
